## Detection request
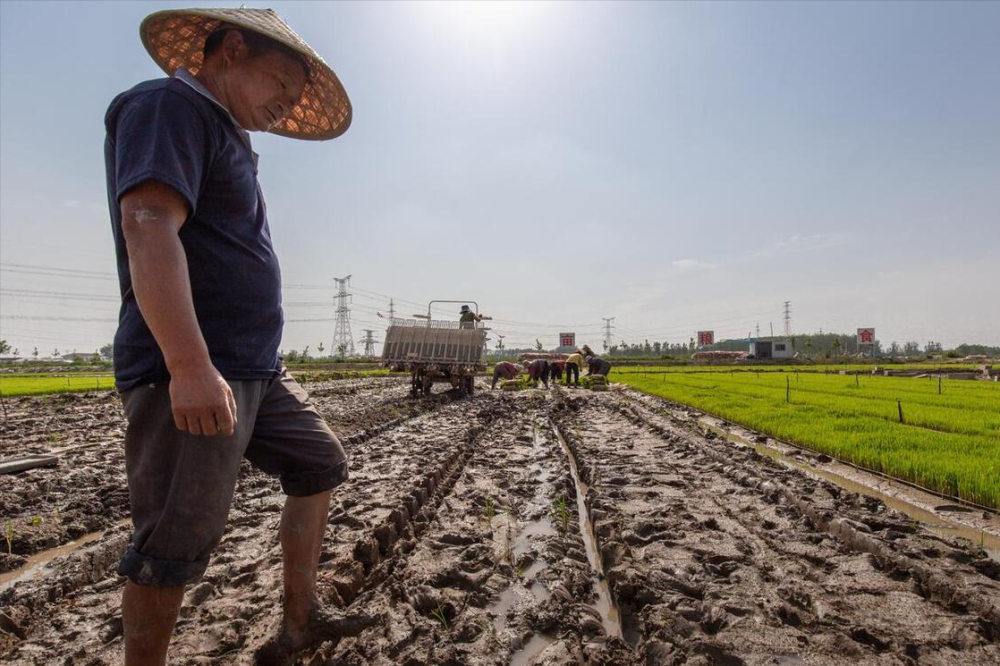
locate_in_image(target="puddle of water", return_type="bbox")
[492,587,519,631]
[522,559,546,579]
[492,581,553,632]
[551,424,623,640]
[0,528,107,591]
[700,419,1000,562]
[490,426,560,633]
[510,633,557,666]
[530,581,551,602]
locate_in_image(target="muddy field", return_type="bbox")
[1,378,998,665]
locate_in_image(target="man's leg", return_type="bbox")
[123,582,185,666]
[246,370,373,665]
[280,490,332,642]
[492,366,500,390]
[118,381,264,666]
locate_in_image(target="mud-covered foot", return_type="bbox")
[253,607,379,666]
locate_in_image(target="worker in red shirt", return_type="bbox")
[548,359,565,384]
[491,361,518,389]
[527,359,551,388]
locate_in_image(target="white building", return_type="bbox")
[749,339,794,359]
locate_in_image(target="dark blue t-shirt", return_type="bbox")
[105,76,283,390]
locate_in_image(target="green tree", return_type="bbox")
[535,339,543,351]
[317,342,325,356]
[0,340,10,355]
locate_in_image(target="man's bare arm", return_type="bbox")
[120,181,236,436]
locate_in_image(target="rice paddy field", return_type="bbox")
[0,373,116,397]
[616,368,1000,509]
[616,362,984,373]
[0,368,398,397]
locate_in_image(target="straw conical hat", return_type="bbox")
[140,8,351,140]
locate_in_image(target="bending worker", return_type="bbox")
[587,355,612,377]
[527,358,550,388]
[492,361,518,389]
[548,358,565,384]
[565,350,585,387]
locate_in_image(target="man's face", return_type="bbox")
[222,38,308,132]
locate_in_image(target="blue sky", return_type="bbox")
[1,1,998,355]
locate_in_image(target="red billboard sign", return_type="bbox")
[559,332,576,348]
[857,328,875,345]
[697,331,715,347]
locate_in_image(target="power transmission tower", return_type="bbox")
[358,329,379,357]
[331,275,354,357]
[782,301,792,338]
[601,317,616,351]
[388,298,395,320]
[755,323,760,339]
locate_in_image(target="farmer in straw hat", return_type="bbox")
[105,8,370,665]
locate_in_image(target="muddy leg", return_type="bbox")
[281,490,331,638]
[122,581,185,666]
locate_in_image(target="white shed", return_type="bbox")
[750,339,793,359]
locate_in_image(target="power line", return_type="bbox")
[0,262,115,277]
[0,315,117,322]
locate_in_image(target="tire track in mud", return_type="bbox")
[327,392,632,666]
[550,388,1000,665]
[0,379,483,662]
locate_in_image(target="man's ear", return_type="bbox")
[221,29,249,65]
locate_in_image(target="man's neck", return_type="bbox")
[194,64,232,113]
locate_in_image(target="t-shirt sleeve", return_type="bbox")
[113,89,214,216]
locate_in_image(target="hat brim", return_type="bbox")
[140,8,351,141]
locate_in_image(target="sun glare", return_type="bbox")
[422,0,549,39]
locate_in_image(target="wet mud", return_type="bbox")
[1,379,998,665]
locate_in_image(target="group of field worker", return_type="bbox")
[491,344,612,389]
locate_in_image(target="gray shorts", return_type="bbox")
[117,368,348,587]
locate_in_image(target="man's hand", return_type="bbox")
[168,362,237,436]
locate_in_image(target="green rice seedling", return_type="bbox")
[5,521,13,555]
[31,515,43,527]
[484,498,496,523]
[431,603,449,631]
[552,496,570,533]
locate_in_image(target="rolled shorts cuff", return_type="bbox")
[280,459,350,497]
[117,545,210,587]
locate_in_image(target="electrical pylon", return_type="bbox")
[331,275,354,357]
[359,329,379,357]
